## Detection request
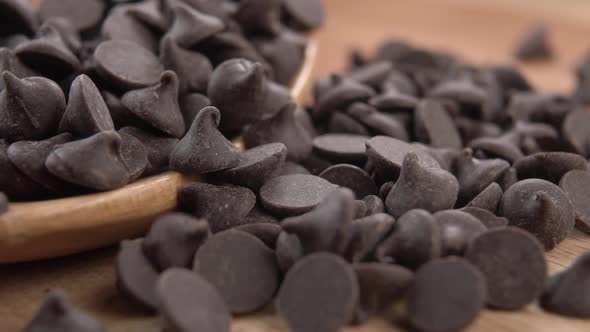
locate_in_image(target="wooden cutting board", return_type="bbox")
[2,0,590,331]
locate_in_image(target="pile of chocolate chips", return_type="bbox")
[22,17,590,332]
[0,0,322,203]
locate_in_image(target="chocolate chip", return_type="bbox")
[491,65,533,98]
[562,108,590,157]
[275,231,303,274]
[194,230,279,314]
[253,109,311,159]
[345,213,396,262]
[165,2,225,49]
[254,29,306,85]
[379,181,394,200]
[119,126,178,176]
[499,166,518,191]
[345,61,393,88]
[282,0,325,30]
[179,93,211,132]
[94,40,164,91]
[540,251,590,318]
[42,17,83,56]
[233,222,282,249]
[435,210,487,256]
[414,99,462,149]
[559,170,590,234]
[407,258,486,332]
[0,139,49,201]
[428,79,487,113]
[213,143,287,191]
[353,263,413,324]
[282,188,354,254]
[514,24,552,61]
[23,289,104,332]
[117,130,148,182]
[277,253,358,332]
[156,268,231,332]
[0,47,36,89]
[413,143,461,172]
[469,132,524,164]
[465,182,503,213]
[500,179,575,250]
[362,195,385,215]
[385,153,458,218]
[515,152,588,184]
[319,164,378,199]
[142,213,210,271]
[461,207,509,229]
[178,182,256,233]
[314,76,375,116]
[101,5,158,53]
[369,89,418,112]
[242,204,279,225]
[59,74,115,137]
[126,0,168,33]
[0,72,66,142]
[0,0,38,38]
[455,117,502,143]
[466,227,547,309]
[160,36,212,95]
[170,106,240,175]
[39,0,106,34]
[196,31,269,68]
[116,239,159,311]
[346,102,408,141]
[376,209,441,268]
[328,112,370,136]
[235,0,281,36]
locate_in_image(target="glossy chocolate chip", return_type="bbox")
[23,290,104,332]
[515,152,588,184]
[435,210,487,256]
[540,252,590,318]
[170,106,240,175]
[46,132,128,191]
[142,213,210,271]
[465,182,503,213]
[559,170,590,234]
[194,230,279,314]
[345,213,396,262]
[275,231,303,274]
[319,164,378,199]
[260,174,338,217]
[115,239,159,311]
[376,209,441,268]
[94,40,164,91]
[353,263,413,324]
[160,36,212,95]
[101,5,158,53]
[0,72,66,142]
[346,102,408,141]
[501,179,575,250]
[385,153,458,218]
[407,258,486,332]
[461,207,509,229]
[39,0,106,34]
[314,76,375,116]
[243,103,313,162]
[277,253,358,332]
[213,143,287,191]
[178,182,256,232]
[59,74,115,137]
[0,0,38,37]
[233,222,282,249]
[282,188,354,254]
[514,24,552,61]
[0,139,49,201]
[415,99,462,149]
[156,268,231,332]
[166,2,224,49]
[466,227,547,309]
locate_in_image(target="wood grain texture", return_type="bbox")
[2,0,590,331]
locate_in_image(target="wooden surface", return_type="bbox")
[2,0,590,331]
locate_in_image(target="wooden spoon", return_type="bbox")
[0,38,318,264]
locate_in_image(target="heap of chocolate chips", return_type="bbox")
[0,0,323,206]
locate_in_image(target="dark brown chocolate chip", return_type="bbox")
[196,31,269,68]
[461,207,509,229]
[540,251,590,318]
[515,152,588,184]
[469,132,524,163]
[379,181,394,200]
[465,182,503,213]
[361,195,385,216]
[353,263,413,324]
[415,99,463,149]
[466,227,547,310]
[319,164,378,199]
[500,179,575,250]
[118,130,148,182]
[369,89,418,112]
[178,182,256,233]
[376,209,441,268]
[407,258,486,332]
[0,0,38,38]
[345,213,396,262]
[328,112,370,136]
[179,93,211,132]
[94,40,164,91]
[282,188,354,254]
[156,268,231,332]
[345,61,392,88]
[277,253,358,332]
[455,117,502,143]
[39,0,105,34]
[59,74,115,137]
[23,289,104,332]
[0,72,66,142]
[244,103,313,162]
[116,239,159,311]
[254,29,306,85]
[120,126,178,176]
[385,153,458,218]
[233,222,282,249]
[242,204,280,225]
[170,106,240,175]
[346,102,408,141]
[413,143,461,172]
[259,174,338,217]
[235,0,281,36]
[213,143,287,191]
[101,5,158,53]
[160,36,212,95]
[514,24,552,61]
[559,170,590,234]
[314,76,375,116]
[42,17,82,56]
[46,131,130,191]
[275,231,303,274]
[166,2,225,49]
[0,47,37,91]
[142,213,210,271]
[194,230,279,314]
[282,0,325,30]
[0,139,50,201]
[562,108,590,158]
[428,79,487,111]
[499,166,518,191]
[434,210,487,256]
[126,0,168,33]
[491,65,533,97]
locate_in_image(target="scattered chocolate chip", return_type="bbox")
[407,258,486,332]
[562,108,590,157]
[194,230,279,314]
[346,102,408,141]
[119,126,178,176]
[117,130,148,182]
[429,80,487,113]
[315,76,375,116]
[126,0,168,33]
[328,111,370,136]
[277,253,358,332]
[465,182,503,213]
[235,0,281,36]
[461,207,509,229]
[469,131,524,163]
[255,29,306,85]
[179,93,211,132]
[275,231,303,274]
[414,99,462,149]
[514,24,552,61]
[515,152,588,184]
[166,2,225,49]
[345,61,392,88]
[101,5,158,53]
[369,89,418,112]
[39,0,106,34]
[276,161,311,176]
[362,195,385,215]
[559,170,590,234]
[345,213,396,262]
[233,222,282,249]
[0,139,49,201]
[0,47,36,90]
[282,0,325,30]
[466,227,547,309]
[0,0,38,38]
[160,36,212,95]
[319,164,378,199]
[434,209,487,256]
